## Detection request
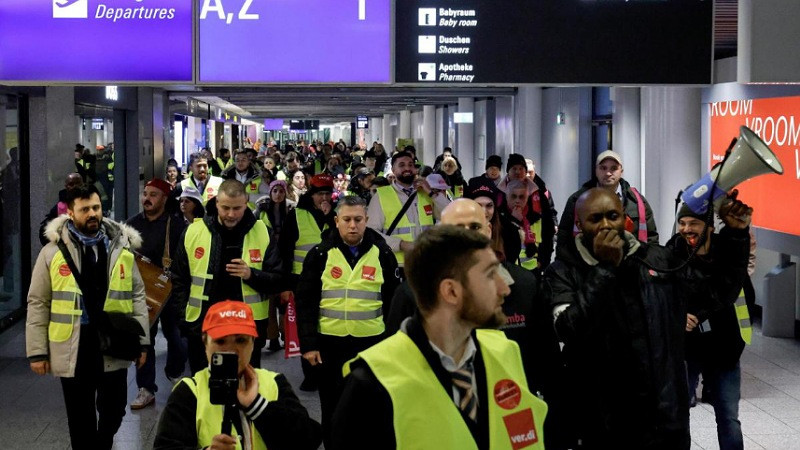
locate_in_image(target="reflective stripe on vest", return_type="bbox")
[183,221,271,321]
[518,219,543,271]
[319,247,384,337]
[105,249,135,314]
[48,251,84,343]
[629,187,648,242]
[181,176,223,205]
[183,367,278,450]
[346,329,547,449]
[735,289,752,345]
[376,185,435,266]
[48,247,135,342]
[293,209,326,275]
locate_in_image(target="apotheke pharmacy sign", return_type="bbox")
[0,0,192,81]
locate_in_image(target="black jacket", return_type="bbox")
[544,234,690,449]
[331,315,492,450]
[295,227,400,353]
[153,372,321,449]
[278,194,337,290]
[501,175,556,272]
[666,227,750,369]
[171,210,283,334]
[557,178,658,262]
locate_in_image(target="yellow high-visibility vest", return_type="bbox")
[345,329,548,449]
[518,220,543,271]
[181,176,223,205]
[183,220,270,321]
[319,246,384,337]
[48,248,134,342]
[182,367,278,450]
[293,209,327,275]
[735,289,752,345]
[375,185,434,266]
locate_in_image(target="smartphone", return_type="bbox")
[209,352,239,405]
[223,245,243,264]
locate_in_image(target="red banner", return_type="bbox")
[283,293,301,359]
[709,97,798,236]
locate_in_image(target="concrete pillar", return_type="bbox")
[514,85,542,163]
[641,87,702,242]
[458,97,475,178]
[29,87,77,258]
[423,105,437,167]
[369,117,382,144]
[610,87,642,188]
[398,110,411,142]
[436,106,446,152]
[382,113,394,150]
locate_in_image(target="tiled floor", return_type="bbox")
[2,319,800,449]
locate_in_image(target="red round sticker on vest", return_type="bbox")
[494,379,522,410]
[194,247,205,259]
[331,266,342,279]
[59,264,71,277]
[207,187,214,193]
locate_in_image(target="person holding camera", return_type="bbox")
[26,184,150,450]
[171,180,284,373]
[154,300,322,450]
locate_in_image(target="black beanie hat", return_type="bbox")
[485,155,502,171]
[506,153,527,173]
[676,203,705,221]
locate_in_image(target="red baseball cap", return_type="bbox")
[202,301,258,339]
[145,178,172,195]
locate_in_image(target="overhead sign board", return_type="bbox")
[0,0,193,82]
[396,0,712,84]
[198,0,391,83]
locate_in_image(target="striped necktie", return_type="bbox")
[452,361,477,422]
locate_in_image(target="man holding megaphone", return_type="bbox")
[667,191,753,450]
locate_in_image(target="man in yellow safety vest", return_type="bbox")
[332,225,547,450]
[366,151,450,273]
[171,180,283,374]
[173,152,224,207]
[26,184,149,450]
[296,195,400,447]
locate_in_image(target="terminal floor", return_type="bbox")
[1,320,800,449]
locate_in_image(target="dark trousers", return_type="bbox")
[136,300,188,391]
[187,318,269,374]
[60,325,128,450]
[318,334,383,448]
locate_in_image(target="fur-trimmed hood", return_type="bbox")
[44,214,143,250]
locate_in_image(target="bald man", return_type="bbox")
[387,199,568,447]
[543,188,689,449]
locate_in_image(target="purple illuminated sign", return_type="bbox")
[263,119,284,130]
[0,0,192,82]
[199,0,390,83]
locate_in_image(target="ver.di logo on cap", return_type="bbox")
[53,0,88,19]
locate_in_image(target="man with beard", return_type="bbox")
[27,184,149,449]
[668,194,752,449]
[296,195,400,448]
[126,179,188,409]
[172,152,224,206]
[544,188,689,449]
[332,226,547,450]
[171,180,283,373]
[366,151,450,274]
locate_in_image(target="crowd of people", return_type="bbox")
[26,139,754,449]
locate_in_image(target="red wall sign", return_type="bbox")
[709,97,797,236]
